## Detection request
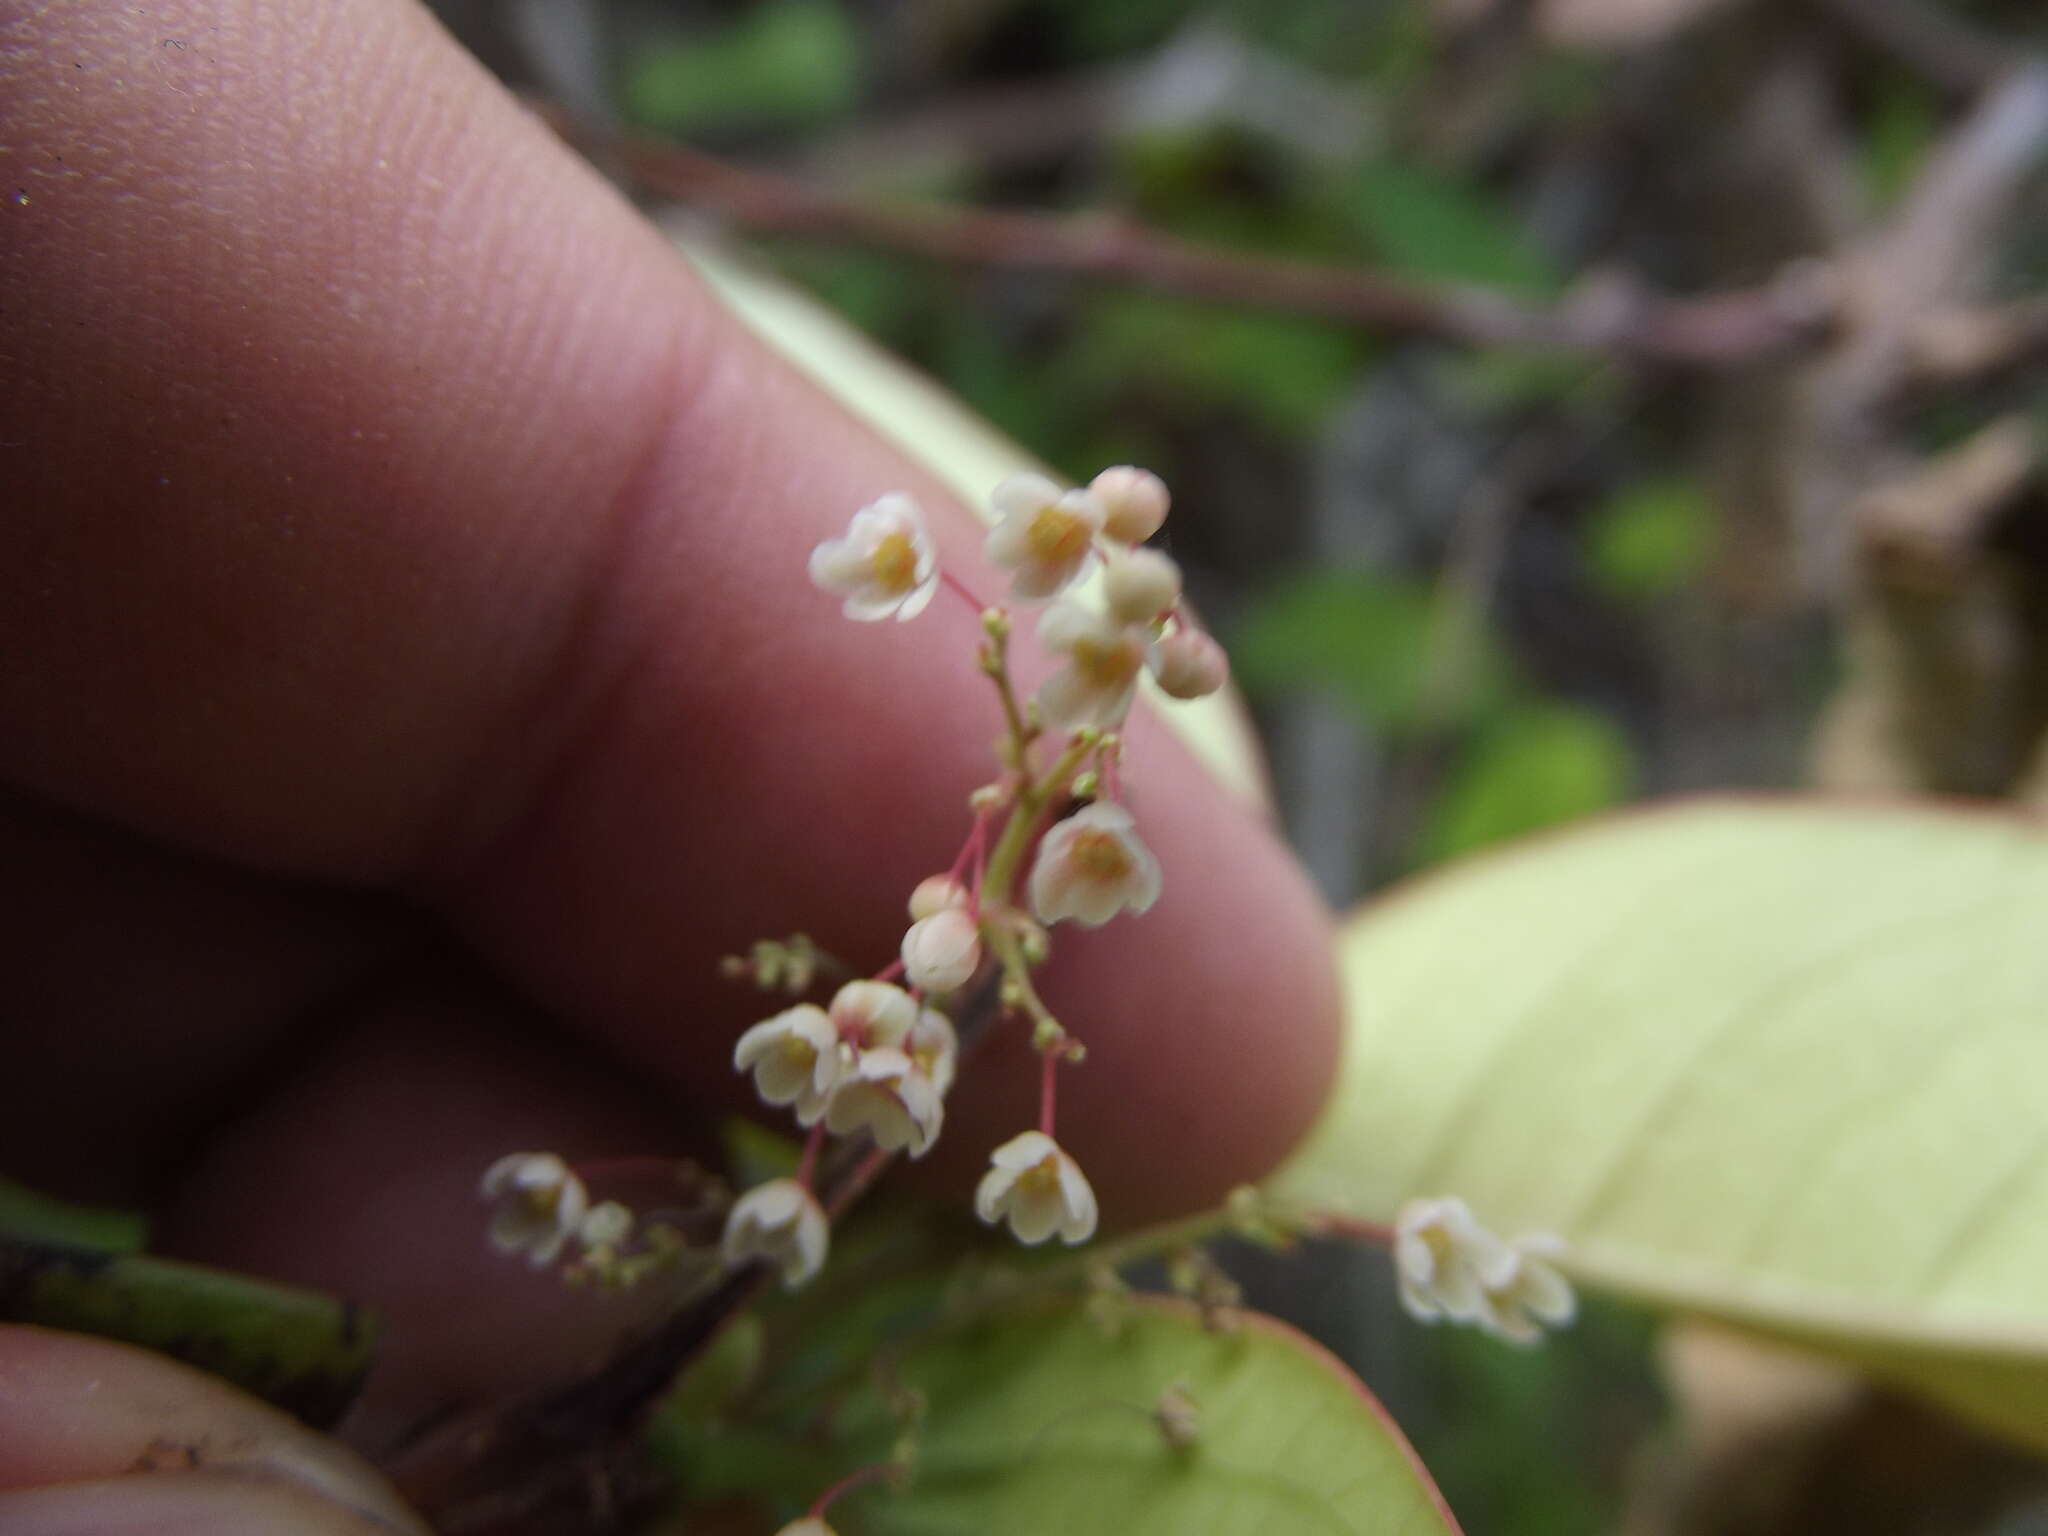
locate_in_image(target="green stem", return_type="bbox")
[981,733,1096,904]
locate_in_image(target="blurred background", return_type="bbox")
[432,1,2048,1528]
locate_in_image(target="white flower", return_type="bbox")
[734,1004,849,1126]
[827,979,919,1049]
[905,1005,959,1097]
[1101,546,1182,627]
[808,492,939,621]
[1478,1234,1577,1345]
[776,1522,836,1536]
[900,908,982,995]
[1394,1196,1516,1325]
[1089,465,1170,544]
[1035,601,1148,730]
[480,1152,590,1266]
[985,473,1105,601]
[823,1047,945,1156]
[975,1131,1099,1245]
[1028,802,1162,927]
[1148,624,1229,700]
[721,1178,830,1289]
[578,1201,633,1250]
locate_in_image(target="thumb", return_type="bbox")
[0,1325,427,1535]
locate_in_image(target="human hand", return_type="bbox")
[0,0,1338,1527]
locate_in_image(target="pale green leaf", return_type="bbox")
[1268,799,2048,1449]
[816,1300,1458,1535]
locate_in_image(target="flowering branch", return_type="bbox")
[447,461,1575,1533]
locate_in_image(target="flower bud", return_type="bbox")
[1102,546,1183,626]
[1148,625,1229,700]
[908,874,970,922]
[1089,465,1170,544]
[901,908,982,994]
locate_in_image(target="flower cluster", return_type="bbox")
[1392,1196,1576,1346]
[711,465,1230,1289]
[477,1152,719,1290]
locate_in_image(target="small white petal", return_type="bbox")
[1029,802,1162,927]
[480,1153,589,1267]
[1476,1235,1576,1344]
[1394,1197,1571,1343]
[828,980,919,1049]
[906,1006,960,1097]
[735,1005,841,1112]
[975,1132,1097,1246]
[823,1048,944,1156]
[722,1179,830,1288]
[985,479,1104,602]
[1033,601,1147,730]
[809,494,938,622]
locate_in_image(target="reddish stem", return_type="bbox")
[871,957,905,985]
[1038,1047,1059,1138]
[795,1121,829,1190]
[1309,1212,1395,1247]
[808,1461,897,1520]
[947,805,991,890]
[568,1156,698,1186]
[824,1146,895,1222]
[941,567,990,614]
[1100,742,1123,803]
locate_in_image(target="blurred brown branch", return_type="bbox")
[1807,0,2015,97]
[601,131,1836,368]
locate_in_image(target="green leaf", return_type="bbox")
[1348,163,1559,296]
[1232,568,1507,732]
[1068,295,1364,437]
[684,1298,1460,1534]
[1267,799,2048,1450]
[1585,479,1714,599]
[1860,78,1940,215]
[0,1175,146,1252]
[622,0,859,134]
[0,1240,377,1429]
[1421,702,1633,863]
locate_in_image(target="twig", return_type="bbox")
[1807,0,2018,97]
[603,134,1835,368]
[1791,64,2048,593]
